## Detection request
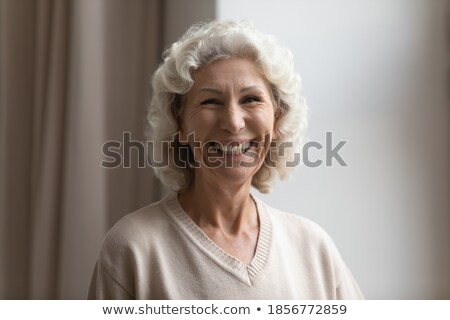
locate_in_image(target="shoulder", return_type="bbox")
[105,195,171,244]
[97,193,178,266]
[256,197,347,280]
[261,201,337,250]
[258,199,362,296]
[90,193,180,298]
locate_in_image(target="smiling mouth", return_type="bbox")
[207,141,258,155]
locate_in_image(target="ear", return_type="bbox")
[272,109,281,140]
[174,94,190,145]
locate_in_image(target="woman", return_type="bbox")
[88,20,363,299]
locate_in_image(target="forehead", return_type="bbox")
[191,57,268,90]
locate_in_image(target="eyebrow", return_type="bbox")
[197,88,222,94]
[241,85,264,93]
[197,85,265,95]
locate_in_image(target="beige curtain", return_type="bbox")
[0,0,164,299]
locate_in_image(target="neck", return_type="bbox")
[178,175,257,234]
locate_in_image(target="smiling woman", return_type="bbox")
[88,20,363,299]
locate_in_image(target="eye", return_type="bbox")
[241,96,260,104]
[200,98,221,105]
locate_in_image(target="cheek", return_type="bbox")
[181,111,218,138]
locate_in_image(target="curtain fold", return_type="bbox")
[29,0,71,299]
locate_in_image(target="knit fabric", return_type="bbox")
[88,192,363,299]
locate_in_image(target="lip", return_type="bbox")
[206,139,255,147]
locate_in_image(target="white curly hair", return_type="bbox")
[147,20,307,193]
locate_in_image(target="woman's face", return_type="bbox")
[179,57,277,187]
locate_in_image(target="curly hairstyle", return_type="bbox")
[147,20,307,193]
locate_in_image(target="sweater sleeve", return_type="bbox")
[87,212,142,299]
[336,263,364,299]
[87,261,134,299]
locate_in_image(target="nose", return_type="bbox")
[219,100,245,134]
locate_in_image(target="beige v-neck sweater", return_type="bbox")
[88,193,363,299]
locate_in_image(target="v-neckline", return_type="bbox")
[163,192,272,286]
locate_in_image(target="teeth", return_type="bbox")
[212,141,251,155]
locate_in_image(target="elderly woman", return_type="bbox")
[88,20,363,299]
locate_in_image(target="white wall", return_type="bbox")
[217,0,450,299]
